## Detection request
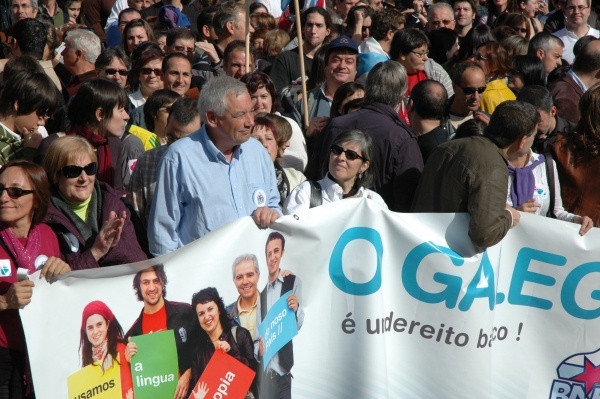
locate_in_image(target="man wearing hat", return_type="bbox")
[291,34,358,136]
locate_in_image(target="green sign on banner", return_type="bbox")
[130,330,179,399]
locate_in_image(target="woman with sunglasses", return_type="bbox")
[43,136,147,269]
[0,160,70,398]
[95,47,130,89]
[127,43,165,109]
[283,129,387,214]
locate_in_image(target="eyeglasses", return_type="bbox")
[566,5,588,12]
[361,25,371,32]
[140,67,162,75]
[475,53,487,61]
[330,144,365,161]
[0,186,34,199]
[512,26,528,33]
[461,86,486,94]
[104,68,129,76]
[411,49,429,58]
[60,162,98,179]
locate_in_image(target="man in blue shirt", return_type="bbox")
[148,76,281,256]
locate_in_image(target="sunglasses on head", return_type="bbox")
[104,68,129,76]
[461,86,486,95]
[60,162,98,179]
[331,144,365,161]
[140,67,161,75]
[0,186,34,199]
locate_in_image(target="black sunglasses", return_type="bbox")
[0,186,34,199]
[104,68,129,76]
[331,144,365,161]
[461,86,486,95]
[60,162,98,179]
[140,67,162,75]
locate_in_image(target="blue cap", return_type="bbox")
[328,35,359,54]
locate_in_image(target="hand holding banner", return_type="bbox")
[190,349,256,399]
[258,291,299,370]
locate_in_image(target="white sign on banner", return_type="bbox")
[20,199,600,399]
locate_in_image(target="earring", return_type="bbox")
[358,172,363,180]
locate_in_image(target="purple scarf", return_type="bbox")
[508,154,545,207]
[0,223,42,273]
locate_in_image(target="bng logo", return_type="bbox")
[550,349,600,399]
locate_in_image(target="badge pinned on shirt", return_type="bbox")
[253,189,267,207]
[0,259,11,277]
[179,327,187,343]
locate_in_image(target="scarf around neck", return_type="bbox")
[508,154,545,207]
[0,222,42,273]
[67,126,114,187]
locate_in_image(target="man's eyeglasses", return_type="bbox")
[60,162,98,179]
[104,68,129,76]
[362,25,371,32]
[461,86,486,95]
[330,144,365,161]
[140,67,162,75]
[411,49,429,58]
[566,5,588,12]
[174,45,195,53]
[0,186,34,199]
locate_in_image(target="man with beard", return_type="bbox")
[445,61,491,135]
[125,265,198,399]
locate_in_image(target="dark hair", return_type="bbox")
[197,6,219,40]
[346,5,374,31]
[249,2,268,14]
[427,28,459,64]
[67,78,128,131]
[571,83,600,159]
[484,100,539,147]
[144,89,180,132]
[516,84,554,112]
[389,29,430,61]
[253,116,278,141]
[451,60,485,85]
[122,19,156,56]
[213,1,246,39]
[574,36,598,59]
[162,52,191,74]
[133,265,168,301]
[190,287,231,335]
[37,14,60,58]
[573,39,600,73]
[485,0,517,26]
[454,118,487,139]
[240,71,279,113]
[511,55,547,87]
[497,13,531,39]
[331,82,365,118]
[301,7,333,31]
[341,97,364,114]
[370,8,404,41]
[223,40,247,66]
[95,47,130,71]
[331,129,376,189]
[79,301,126,369]
[0,71,60,118]
[166,27,195,47]
[12,18,46,59]
[452,0,477,16]
[259,113,292,148]
[492,25,518,42]
[3,55,44,83]
[128,43,165,91]
[167,97,200,127]
[455,24,496,61]
[265,232,285,254]
[307,44,330,91]
[118,8,142,26]
[410,79,448,120]
[0,160,50,225]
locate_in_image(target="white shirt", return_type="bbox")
[128,89,146,109]
[554,25,600,64]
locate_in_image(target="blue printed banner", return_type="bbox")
[258,292,298,370]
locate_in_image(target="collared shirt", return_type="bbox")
[554,25,600,64]
[237,296,259,340]
[568,69,588,93]
[148,124,282,256]
[264,271,304,376]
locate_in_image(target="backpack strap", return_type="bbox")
[544,152,556,219]
[307,180,322,209]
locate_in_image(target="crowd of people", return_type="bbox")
[0,0,598,396]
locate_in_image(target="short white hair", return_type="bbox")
[65,29,102,64]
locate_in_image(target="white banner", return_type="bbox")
[21,199,600,399]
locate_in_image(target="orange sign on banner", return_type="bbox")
[189,350,256,399]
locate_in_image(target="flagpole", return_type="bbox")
[245,0,251,74]
[294,1,309,130]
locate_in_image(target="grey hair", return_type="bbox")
[331,129,376,189]
[231,254,260,278]
[428,2,454,20]
[527,32,564,55]
[364,61,407,108]
[198,75,248,118]
[65,29,101,64]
